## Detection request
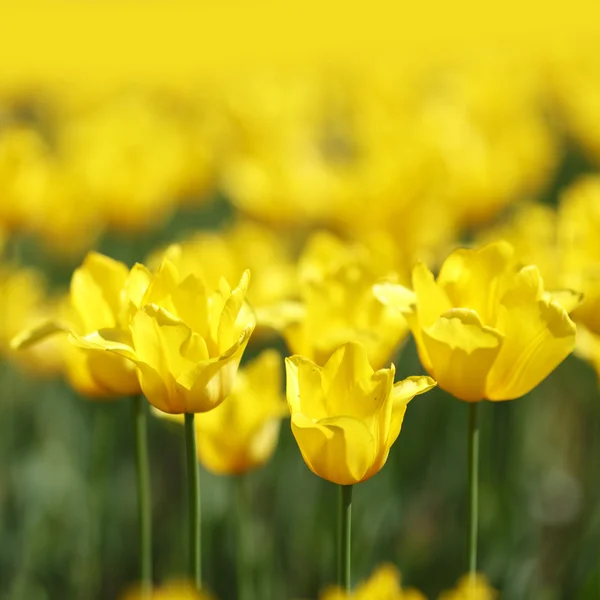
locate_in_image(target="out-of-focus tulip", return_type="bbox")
[260,232,413,369]
[553,58,600,167]
[121,580,215,600]
[0,125,50,230]
[155,349,286,474]
[476,202,559,288]
[557,176,600,335]
[70,256,255,413]
[375,242,577,402]
[285,341,435,485]
[59,93,191,232]
[149,220,295,311]
[438,574,498,600]
[320,564,426,600]
[420,64,556,228]
[12,252,142,397]
[0,263,62,376]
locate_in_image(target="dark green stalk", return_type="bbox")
[467,402,480,576]
[133,395,152,596]
[185,413,201,589]
[337,484,353,591]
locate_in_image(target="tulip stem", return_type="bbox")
[133,395,152,596]
[185,412,202,589]
[337,484,353,592]
[236,475,253,600]
[467,402,480,576]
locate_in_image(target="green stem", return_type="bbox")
[467,402,480,576]
[185,413,201,589]
[337,484,353,592]
[236,475,253,600]
[133,395,153,597]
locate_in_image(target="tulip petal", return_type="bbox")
[436,241,514,326]
[422,309,503,401]
[71,252,129,332]
[131,304,195,378]
[177,326,253,413]
[218,269,252,349]
[255,301,305,331]
[285,355,326,418]
[486,268,576,400]
[321,341,394,419]
[291,413,376,485]
[412,262,452,327]
[11,320,68,350]
[544,289,583,314]
[372,282,416,313]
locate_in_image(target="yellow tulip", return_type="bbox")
[12,251,142,398]
[438,574,498,600]
[557,176,600,335]
[154,349,287,474]
[320,564,426,600]
[260,232,413,369]
[375,241,577,402]
[59,93,190,232]
[70,256,255,413]
[0,263,62,376]
[285,341,435,485]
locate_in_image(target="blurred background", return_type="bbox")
[2,1,600,598]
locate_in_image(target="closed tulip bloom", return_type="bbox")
[285,341,435,486]
[375,241,577,402]
[72,258,255,413]
[155,349,287,474]
[320,564,426,600]
[438,574,498,600]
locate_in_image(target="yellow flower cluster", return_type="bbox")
[5,55,600,263]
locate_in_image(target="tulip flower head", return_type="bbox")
[558,176,600,335]
[261,232,414,369]
[375,241,577,402]
[285,341,435,486]
[69,255,256,413]
[320,563,426,600]
[438,574,498,600]
[154,349,287,474]
[12,252,142,397]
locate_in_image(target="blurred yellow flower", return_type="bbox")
[557,176,600,335]
[154,349,287,474]
[476,202,558,288]
[320,563,426,600]
[0,124,50,231]
[375,242,577,402]
[59,93,192,232]
[0,263,62,376]
[285,341,435,485]
[260,232,413,369]
[121,580,215,600]
[12,252,141,397]
[70,255,255,413]
[438,574,498,600]
[149,220,295,311]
